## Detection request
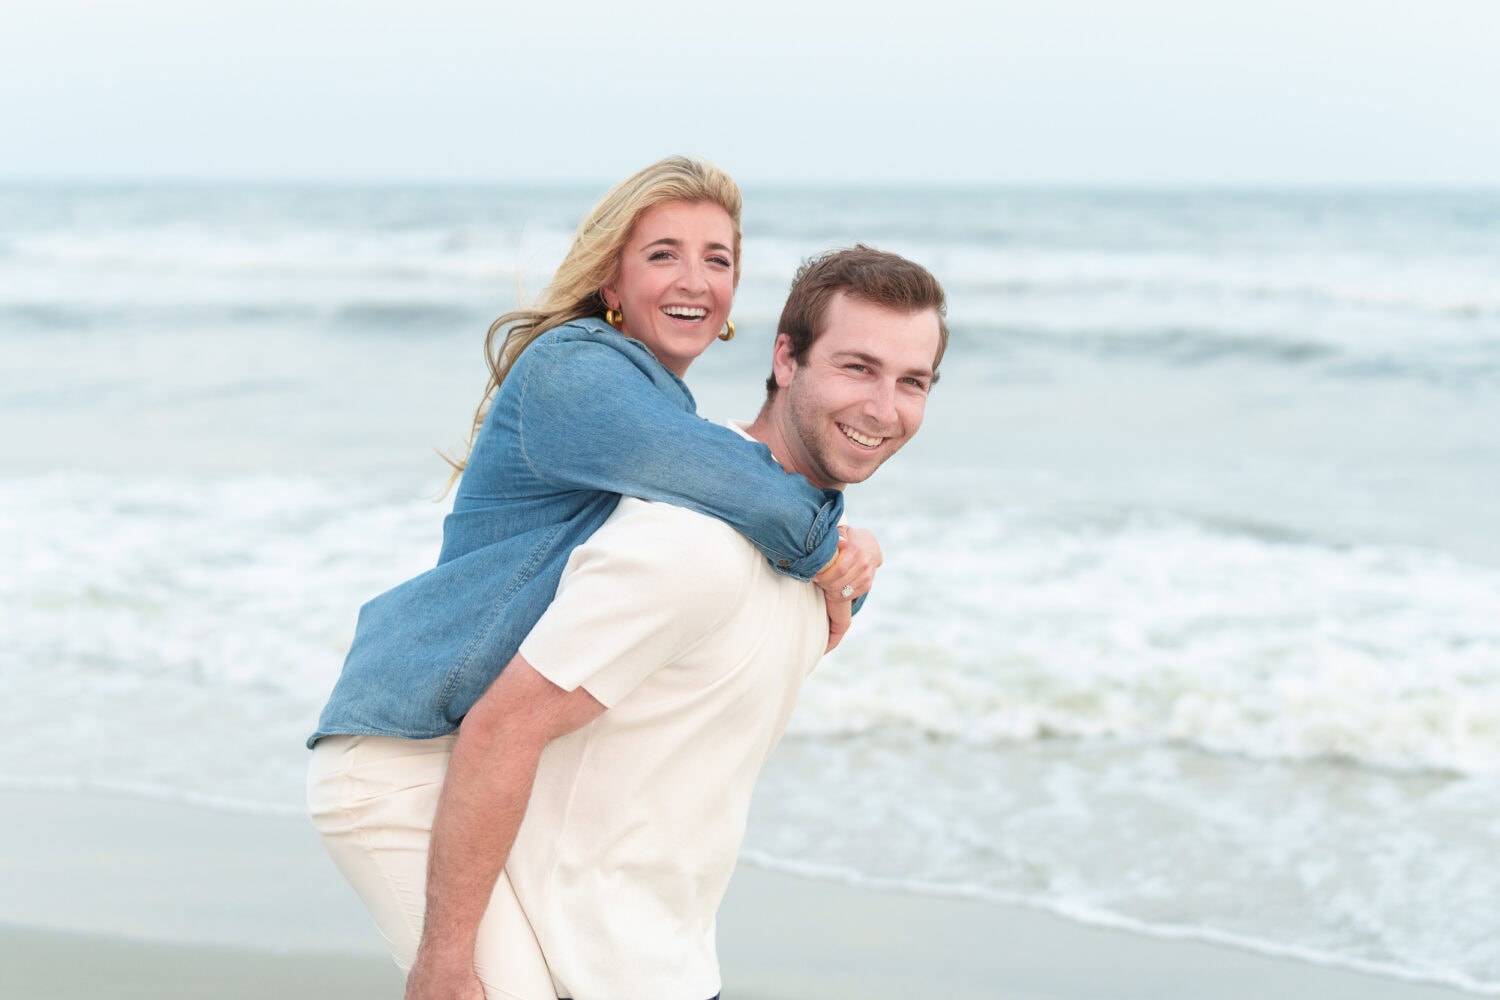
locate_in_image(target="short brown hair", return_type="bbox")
[767,245,948,396]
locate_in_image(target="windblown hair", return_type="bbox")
[767,245,948,396]
[445,156,743,482]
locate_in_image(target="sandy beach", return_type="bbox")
[0,788,1476,1000]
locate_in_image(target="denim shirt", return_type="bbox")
[310,318,844,746]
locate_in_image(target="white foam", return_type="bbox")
[796,502,1500,774]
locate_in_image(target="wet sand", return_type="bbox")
[0,789,1475,999]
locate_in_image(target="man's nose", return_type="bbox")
[863,380,900,428]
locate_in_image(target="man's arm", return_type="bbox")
[410,499,757,998]
[405,655,605,1000]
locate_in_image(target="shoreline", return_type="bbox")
[733,857,1495,998]
[0,788,1480,1000]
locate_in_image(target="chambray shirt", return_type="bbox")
[309,318,843,746]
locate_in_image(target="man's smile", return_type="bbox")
[837,423,883,449]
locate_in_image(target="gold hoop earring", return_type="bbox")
[718,319,735,342]
[605,308,624,331]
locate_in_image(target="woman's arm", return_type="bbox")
[511,330,845,581]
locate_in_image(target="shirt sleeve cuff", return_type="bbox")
[771,489,843,580]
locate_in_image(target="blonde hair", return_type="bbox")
[442,156,743,485]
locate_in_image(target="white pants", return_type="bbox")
[307,734,557,1000]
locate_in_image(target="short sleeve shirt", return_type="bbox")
[512,481,826,1000]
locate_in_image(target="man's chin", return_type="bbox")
[829,453,889,486]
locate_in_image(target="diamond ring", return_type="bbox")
[840,584,855,599]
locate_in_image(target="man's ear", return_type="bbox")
[771,333,798,390]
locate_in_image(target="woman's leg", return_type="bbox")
[307,734,555,1000]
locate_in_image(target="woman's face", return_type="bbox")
[602,200,736,378]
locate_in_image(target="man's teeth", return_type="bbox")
[662,306,708,320]
[840,424,881,447]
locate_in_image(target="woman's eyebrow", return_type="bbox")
[641,237,732,253]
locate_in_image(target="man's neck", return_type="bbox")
[743,403,844,492]
[742,405,780,461]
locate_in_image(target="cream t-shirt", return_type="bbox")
[512,463,826,999]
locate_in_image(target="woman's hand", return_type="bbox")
[813,526,882,653]
[814,526,882,600]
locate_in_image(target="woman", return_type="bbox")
[308,157,877,994]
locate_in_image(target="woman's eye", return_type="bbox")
[708,254,732,268]
[648,250,675,261]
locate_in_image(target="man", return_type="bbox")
[410,246,948,1000]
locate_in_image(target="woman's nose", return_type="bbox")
[676,259,709,292]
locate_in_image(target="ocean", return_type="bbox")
[3,182,1498,992]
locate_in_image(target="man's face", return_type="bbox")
[772,292,941,491]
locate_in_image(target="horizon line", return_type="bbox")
[3,174,1498,192]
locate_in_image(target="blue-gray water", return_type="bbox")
[2,183,1498,991]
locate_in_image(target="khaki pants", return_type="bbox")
[307,734,556,1000]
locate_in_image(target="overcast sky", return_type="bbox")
[3,0,1498,185]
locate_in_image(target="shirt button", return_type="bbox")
[778,559,791,567]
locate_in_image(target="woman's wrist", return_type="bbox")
[815,546,842,580]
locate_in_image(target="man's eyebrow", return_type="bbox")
[831,350,935,379]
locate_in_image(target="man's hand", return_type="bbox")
[813,526,882,652]
[813,526,882,600]
[822,595,852,653]
[405,945,485,1000]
